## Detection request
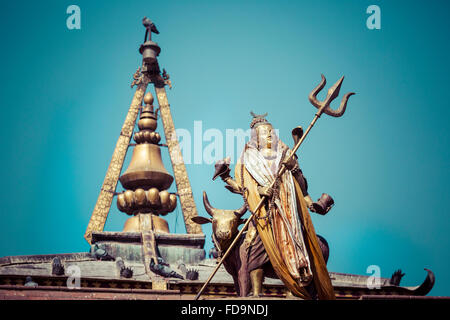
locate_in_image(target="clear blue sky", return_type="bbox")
[1,0,449,296]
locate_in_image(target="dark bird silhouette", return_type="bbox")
[51,257,65,276]
[24,276,38,287]
[150,258,184,279]
[142,17,159,41]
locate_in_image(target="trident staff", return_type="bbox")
[194,74,354,300]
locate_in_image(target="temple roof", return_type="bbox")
[0,246,438,300]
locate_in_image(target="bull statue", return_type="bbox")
[192,191,329,298]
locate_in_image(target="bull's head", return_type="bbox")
[192,191,247,248]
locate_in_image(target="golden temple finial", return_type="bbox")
[144,92,154,105]
[118,89,177,233]
[84,18,202,244]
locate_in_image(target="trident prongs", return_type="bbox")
[308,74,355,118]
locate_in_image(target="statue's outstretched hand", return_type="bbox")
[213,157,231,181]
[309,193,335,215]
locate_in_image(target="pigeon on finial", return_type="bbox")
[142,17,159,41]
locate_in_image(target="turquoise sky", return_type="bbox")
[1,0,449,296]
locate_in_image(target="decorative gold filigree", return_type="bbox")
[131,67,146,88]
[154,85,202,234]
[84,78,149,244]
[162,69,172,89]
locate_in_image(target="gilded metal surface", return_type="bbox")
[119,143,174,191]
[117,188,177,216]
[250,268,264,297]
[118,91,176,218]
[140,214,158,278]
[152,280,168,290]
[123,214,169,233]
[154,83,203,234]
[84,78,149,244]
[308,74,355,118]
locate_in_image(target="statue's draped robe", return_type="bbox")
[235,142,335,300]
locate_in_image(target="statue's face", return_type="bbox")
[256,124,276,150]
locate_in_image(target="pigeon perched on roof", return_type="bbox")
[150,258,184,279]
[91,244,115,261]
[155,256,170,266]
[52,257,65,276]
[24,276,38,287]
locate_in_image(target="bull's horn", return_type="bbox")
[202,191,216,217]
[234,203,247,218]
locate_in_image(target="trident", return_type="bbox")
[194,75,354,300]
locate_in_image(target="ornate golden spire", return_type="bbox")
[84,17,203,244]
[84,76,149,244]
[117,92,177,232]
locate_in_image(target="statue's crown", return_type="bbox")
[250,111,269,129]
